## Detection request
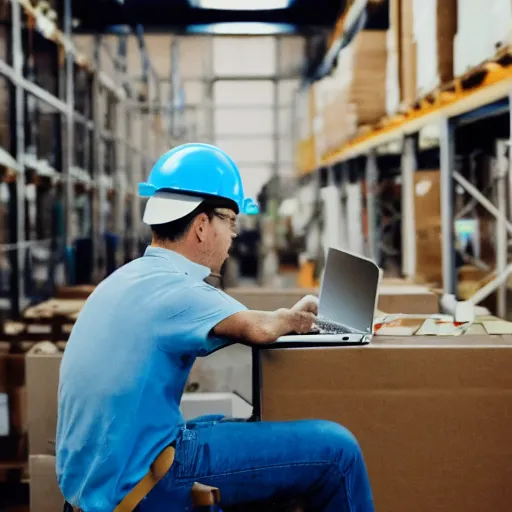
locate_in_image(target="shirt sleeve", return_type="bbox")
[158,282,247,356]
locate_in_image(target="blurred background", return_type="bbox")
[0,0,509,317]
[0,0,512,508]
[0,0,510,312]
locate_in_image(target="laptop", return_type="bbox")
[277,247,381,345]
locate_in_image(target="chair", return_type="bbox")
[63,480,304,511]
[191,482,222,511]
[64,484,222,512]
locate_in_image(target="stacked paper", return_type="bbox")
[374,314,472,336]
[373,312,512,337]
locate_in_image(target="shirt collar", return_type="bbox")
[143,246,211,281]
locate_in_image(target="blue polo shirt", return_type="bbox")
[56,247,247,512]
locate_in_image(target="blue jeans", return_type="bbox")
[139,415,374,512]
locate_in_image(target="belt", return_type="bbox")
[71,445,176,512]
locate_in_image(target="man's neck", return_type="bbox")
[151,240,207,268]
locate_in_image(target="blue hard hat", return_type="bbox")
[139,143,259,216]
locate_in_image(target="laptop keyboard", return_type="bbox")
[312,317,360,335]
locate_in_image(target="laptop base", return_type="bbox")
[275,333,371,345]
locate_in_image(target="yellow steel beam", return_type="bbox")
[323,59,512,166]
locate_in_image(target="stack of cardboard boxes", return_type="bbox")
[386,0,457,113]
[225,284,439,316]
[298,0,510,172]
[321,30,388,153]
[0,288,95,510]
[27,352,64,512]
[23,284,512,512]
[25,350,254,512]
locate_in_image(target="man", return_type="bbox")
[56,143,374,512]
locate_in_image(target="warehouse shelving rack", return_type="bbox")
[296,45,512,316]
[0,0,170,317]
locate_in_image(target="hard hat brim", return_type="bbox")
[143,191,203,225]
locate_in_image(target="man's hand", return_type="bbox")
[292,295,319,315]
[282,309,318,335]
[214,307,318,344]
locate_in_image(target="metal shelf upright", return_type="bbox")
[11,0,26,316]
[439,117,456,295]
[400,135,417,280]
[0,0,165,317]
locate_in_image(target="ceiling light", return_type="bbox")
[192,0,291,10]
[187,22,294,35]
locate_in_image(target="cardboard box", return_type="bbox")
[188,344,252,399]
[55,284,95,299]
[378,285,439,314]
[414,170,442,284]
[25,352,253,457]
[180,392,252,421]
[256,336,512,512]
[414,170,441,228]
[416,225,443,284]
[26,353,62,455]
[322,30,388,150]
[226,286,439,315]
[29,455,64,512]
[225,287,318,311]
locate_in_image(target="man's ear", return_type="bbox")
[193,213,209,242]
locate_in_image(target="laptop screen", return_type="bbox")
[318,248,381,334]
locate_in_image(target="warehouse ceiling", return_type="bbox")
[73,0,351,34]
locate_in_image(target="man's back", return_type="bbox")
[56,141,375,512]
[56,247,246,512]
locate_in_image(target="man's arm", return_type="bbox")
[213,308,316,344]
